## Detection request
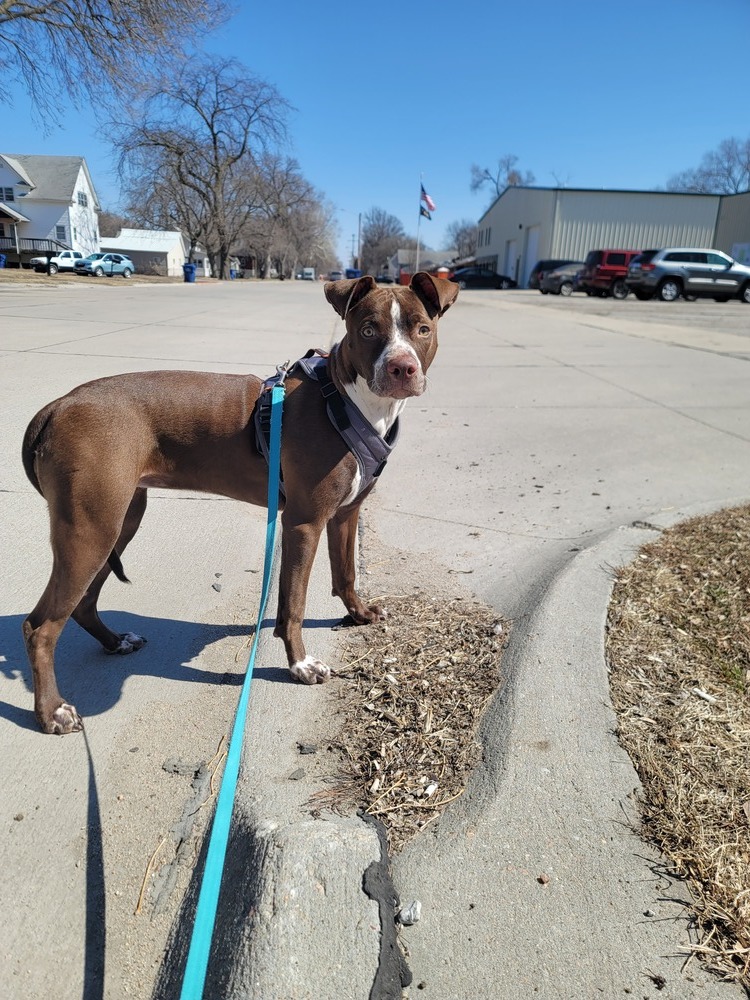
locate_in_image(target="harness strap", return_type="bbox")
[267,349,399,498]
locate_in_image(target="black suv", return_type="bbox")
[528,259,579,290]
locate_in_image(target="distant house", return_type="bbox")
[100,228,213,278]
[0,153,100,265]
[388,247,457,283]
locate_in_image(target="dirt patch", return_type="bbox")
[316,536,507,853]
[607,503,750,986]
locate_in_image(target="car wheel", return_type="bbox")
[498,278,512,289]
[47,263,58,275]
[611,279,628,299]
[559,281,573,296]
[122,268,132,278]
[740,283,750,304]
[540,288,549,294]
[93,266,104,277]
[657,278,681,302]
[458,280,467,290]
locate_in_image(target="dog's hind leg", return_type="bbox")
[23,486,138,734]
[71,488,148,654]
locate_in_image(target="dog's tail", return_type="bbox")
[108,551,130,584]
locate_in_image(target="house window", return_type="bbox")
[56,225,66,241]
[3,187,14,202]
[77,191,88,207]
[0,223,5,237]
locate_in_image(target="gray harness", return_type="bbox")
[254,350,400,500]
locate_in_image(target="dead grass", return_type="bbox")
[607,503,750,985]
[316,592,506,852]
[0,268,181,287]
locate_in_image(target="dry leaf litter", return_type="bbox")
[607,503,750,986]
[317,592,506,852]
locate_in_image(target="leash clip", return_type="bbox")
[276,359,291,385]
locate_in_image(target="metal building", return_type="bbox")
[477,187,725,288]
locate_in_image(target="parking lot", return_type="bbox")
[513,287,750,338]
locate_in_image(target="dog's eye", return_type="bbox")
[361,325,374,338]
[418,325,431,337]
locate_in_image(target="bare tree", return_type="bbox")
[360,207,406,275]
[470,155,535,201]
[239,154,334,278]
[115,57,289,278]
[667,136,750,194]
[98,209,131,238]
[445,219,477,259]
[0,0,230,120]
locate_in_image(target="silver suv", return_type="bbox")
[626,248,750,303]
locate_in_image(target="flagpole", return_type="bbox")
[415,175,422,274]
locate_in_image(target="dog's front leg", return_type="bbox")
[274,514,331,684]
[327,504,387,625]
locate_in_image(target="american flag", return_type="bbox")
[420,184,436,212]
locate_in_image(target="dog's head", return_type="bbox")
[324,272,458,400]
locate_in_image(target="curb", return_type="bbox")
[392,497,750,998]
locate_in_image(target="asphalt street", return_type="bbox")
[1,278,749,999]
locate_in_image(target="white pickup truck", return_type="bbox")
[30,250,84,274]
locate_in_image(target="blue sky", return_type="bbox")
[2,0,749,265]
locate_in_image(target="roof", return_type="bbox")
[0,153,101,208]
[477,184,725,223]
[0,201,31,223]
[394,247,457,267]
[101,229,187,254]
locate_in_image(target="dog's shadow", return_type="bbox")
[0,610,343,732]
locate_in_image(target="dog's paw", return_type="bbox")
[106,632,147,655]
[348,603,387,625]
[44,702,84,735]
[290,656,331,685]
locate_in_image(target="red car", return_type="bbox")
[578,249,641,299]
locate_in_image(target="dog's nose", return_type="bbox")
[387,357,418,379]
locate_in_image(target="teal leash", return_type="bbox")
[179,366,287,1000]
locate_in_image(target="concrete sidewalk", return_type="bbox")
[2,282,750,999]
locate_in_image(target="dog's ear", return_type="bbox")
[410,271,459,317]
[324,275,377,319]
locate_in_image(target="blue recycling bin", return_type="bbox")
[182,262,197,283]
[0,254,6,268]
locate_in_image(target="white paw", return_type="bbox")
[106,632,147,655]
[290,656,331,685]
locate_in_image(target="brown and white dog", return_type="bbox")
[21,272,458,734]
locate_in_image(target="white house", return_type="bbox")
[0,153,100,265]
[100,228,213,278]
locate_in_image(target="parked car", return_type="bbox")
[375,274,394,284]
[528,259,580,290]
[539,261,585,296]
[74,252,135,278]
[328,270,344,281]
[626,248,750,303]
[450,266,516,290]
[578,249,641,299]
[30,250,83,274]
